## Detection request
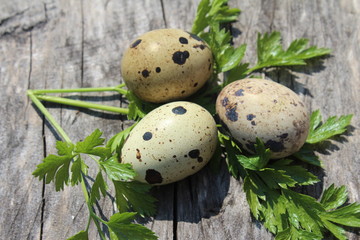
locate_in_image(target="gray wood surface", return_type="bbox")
[0,0,359,239]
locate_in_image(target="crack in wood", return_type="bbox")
[160,0,168,28]
[0,3,48,37]
[173,183,178,240]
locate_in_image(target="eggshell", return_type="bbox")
[121,29,213,103]
[216,78,310,159]
[121,101,218,185]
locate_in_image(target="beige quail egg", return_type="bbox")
[216,78,310,159]
[121,101,218,185]
[120,29,214,103]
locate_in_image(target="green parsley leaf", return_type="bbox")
[107,124,137,154]
[293,144,322,167]
[113,181,157,217]
[226,63,250,84]
[275,226,322,240]
[321,219,347,240]
[247,32,331,73]
[320,184,348,211]
[319,190,360,240]
[219,132,246,179]
[191,0,240,36]
[100,156,136,181]
[75,129,105,153]
[191,0,212,35]
[89,171,108,203]
[306,110,353,144]
[244,172,360,240]
[70,156,87,186]
[321,203,360,228]
[268,161,319,186]
[32,147,74,191]
[54,160,71,191]
[106,212,158,240]
[282,189,325,235]
[201,22,246,75]
[126,91,148,120]
[56,141,75,156]
[67,230,88,240]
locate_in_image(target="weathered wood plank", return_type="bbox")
[0,32,44,239]
[0,0,359,240]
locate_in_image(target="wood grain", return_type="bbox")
[0,0,359,239]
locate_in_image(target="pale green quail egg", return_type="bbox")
[121,101,218,185]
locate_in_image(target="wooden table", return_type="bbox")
[1,0,359,239]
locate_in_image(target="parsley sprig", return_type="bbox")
[191,0,331,87]
[30,92,157,240]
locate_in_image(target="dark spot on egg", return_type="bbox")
[193,82,198,87]
[181,90,186,94]
[235,89,244,96]
[130,39,142,48]
[143,132,153,141]
[142,69,150,78]
[172,51,190,65]
[197,157,203,163]
[193,44,205,50]
[156,67,161,73]
[221,97,229,107]
[247,114,256,121]
[145,169,163,184]
[278,133,289,139]
[188,149,200,158]
[225,106,238,122]
[179,37,188,44]
[172,106,187,115]
[251,121,256,126]
[265,140,285,152]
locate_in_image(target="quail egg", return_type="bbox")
[216,78,310,159]
[121,29,214,103]
[121,101,218,185]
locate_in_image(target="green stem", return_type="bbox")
[27,91,72,143]
[35,95,130,115]
[82,178,107,240]
[31,84,128,95]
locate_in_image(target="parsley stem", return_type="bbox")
[81,178,107,240]
[27,90,72,143]
[35,95,130,115]
[31,83,128,95]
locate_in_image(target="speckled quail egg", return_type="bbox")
[216,78,310,159]
[121,29,214,103]
[121,101,218,185]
